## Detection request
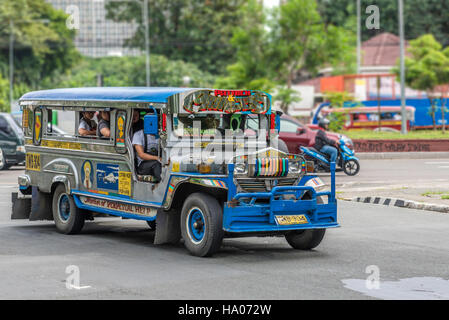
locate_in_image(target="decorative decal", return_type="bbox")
[183,90,269,114]
[96,163,119,191]
[81,160,93,189]
[33,109,42,145]
[41,140,82,150]
[116,113,126,148]
[79,196,157,217]
[118,171,131,196]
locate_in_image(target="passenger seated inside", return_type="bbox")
[131,109,144,136]
[97,111,111,138]
[132,111,161,183]
[78,111,97,136]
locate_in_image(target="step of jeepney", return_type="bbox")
[137,175,159,183]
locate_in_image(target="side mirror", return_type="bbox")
[296,127,306,135]
[144,114,158,136]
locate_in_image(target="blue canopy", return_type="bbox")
[19,87,196,104]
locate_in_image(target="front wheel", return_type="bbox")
[52,184,85,234]
[285,229,326,250]
[180,193,224,257]
[343,159,360,176]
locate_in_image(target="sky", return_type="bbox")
[264,0,280,8]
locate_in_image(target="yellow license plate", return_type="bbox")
[275,214,308,225]
[26,153,41,171]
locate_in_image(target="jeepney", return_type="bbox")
[13,87,338,257]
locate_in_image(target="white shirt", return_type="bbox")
[132,129,159,166]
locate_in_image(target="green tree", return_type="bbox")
[323,91,358,132]
[317,0,449,46]
[0,73,9,112]
[216,0,355,115]
[0,0,79,96]
[105,0,246,75]
[48,55,215,89]
[394,34,449,132]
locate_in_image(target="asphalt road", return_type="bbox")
[320,158,449,187]
[0,165,448,300]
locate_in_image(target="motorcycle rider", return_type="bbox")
[315,118,338,163]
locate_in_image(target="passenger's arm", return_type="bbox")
[134,144,161,162]
[78,128,96,136]
[100,126,110,138]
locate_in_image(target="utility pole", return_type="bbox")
[9,20,14,111]
[356,0,361,74]
[142,0,150,87]
[398,0,407,134]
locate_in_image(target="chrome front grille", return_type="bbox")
[236,178,297,193]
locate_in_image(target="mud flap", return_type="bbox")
[29,187,53,221]
[11,192,32,219]
[154,208,181,245]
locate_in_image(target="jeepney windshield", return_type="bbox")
[172,113,266,138]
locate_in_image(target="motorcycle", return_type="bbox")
[300,136,360,176]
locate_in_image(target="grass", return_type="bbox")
[421,191,449,200]
[342,129,449,140]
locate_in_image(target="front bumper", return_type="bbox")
[223,185,338,233]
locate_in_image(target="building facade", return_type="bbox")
[46,0,140,57]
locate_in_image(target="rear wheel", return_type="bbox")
[52,184,85,234]
[180,193,224,257]
[285,229,326,250]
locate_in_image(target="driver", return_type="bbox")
[315,118,338,163]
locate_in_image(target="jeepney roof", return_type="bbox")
[19,87,197,104]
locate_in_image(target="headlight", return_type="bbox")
[342,136,353,148]
[234,162,247,174]
[289,161,300,173]
[16,146,25,153]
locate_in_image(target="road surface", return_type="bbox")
[0,164,448,299]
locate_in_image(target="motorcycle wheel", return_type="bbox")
[343,159,360,176]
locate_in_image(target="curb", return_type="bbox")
[357,152,449,160]
[348,196,449,213]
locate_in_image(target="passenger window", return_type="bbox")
[0,116,13,136]
[78,111,98,138]
[44,109,76,137]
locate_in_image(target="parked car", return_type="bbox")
[0,113,25,169]
[278,115,353,155]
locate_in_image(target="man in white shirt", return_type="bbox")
[132,128,161,182]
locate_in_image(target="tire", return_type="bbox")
[180,193,224,257]
[52,184,85,234]
[285,229,326,250]
[146,220,156,230]
[285,196,326,250]
[343,159,360,176]
[0,149,7,170]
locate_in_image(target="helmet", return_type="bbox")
[318,118,330,129]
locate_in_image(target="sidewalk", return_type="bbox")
[336,182,449,213]
[357,152,449,160]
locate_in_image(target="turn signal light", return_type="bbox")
[306,161,314,173]
[197,164,212,174]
